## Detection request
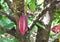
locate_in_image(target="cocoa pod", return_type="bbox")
[51,24,60,34]
[18,14,28,35]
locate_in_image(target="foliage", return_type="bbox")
[52,10,60,26]
[57,32,60,38]
[0,0,60,42]
[0,30,4,34]
[0,15,15,30]
[0,34,18,42]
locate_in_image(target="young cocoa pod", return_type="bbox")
[51,24,60,34]
[18,14,28,35]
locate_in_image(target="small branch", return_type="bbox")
[0,11,16,24]
[26,8,49,34]
[26,1,60,34]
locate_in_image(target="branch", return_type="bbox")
[26,1,60,34]
[26,8,48,33]
[0,11,16,24]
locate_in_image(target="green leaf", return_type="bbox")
[0,38,5,42]
[28,16,34,27]
[36,22,45,29]
[4,23,15,30]
[2,18,11,24]
[0,0,4,4]
[37,0,44,5]
[13,38,18,42]
[57,32,60,38]
[29,0,36,12]
[25,0,31,4]
[30,25,38,35]
[26,0,36,12]
[0,30,4,34]
[0,15,15,29]
[0,15,2,19]
[50,31,55,37]
[29,3,36,12]
[0,36,18,42]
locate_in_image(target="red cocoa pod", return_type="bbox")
[51,24,60,34]
[18,14,28,35]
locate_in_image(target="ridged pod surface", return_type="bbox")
[52,24,60,34]
[18,14,28,35]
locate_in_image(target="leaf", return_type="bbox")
[0,38,4,42]
[18,14,28,35]
[3,23,15,30]
[0,15,2,19]
[57,32,60,38]
[37,0,44,5]
[0,0,4,4]
[30,25,38,35]
[25,0,31,4]
[50,31,55,37]
[0,36,18,42]
[13,38,18,42]
[0,30,4,34]
[29,0,36,12]
[36,22,45,29]
[25,0,36,12]
[28,16,33,27]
